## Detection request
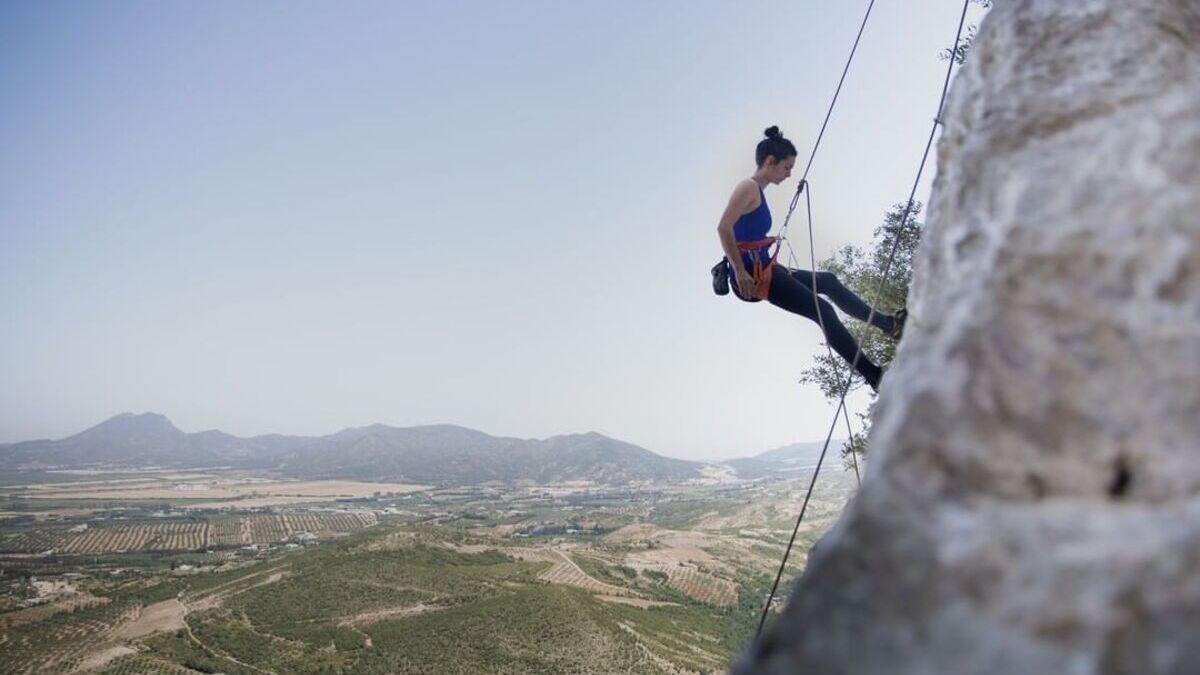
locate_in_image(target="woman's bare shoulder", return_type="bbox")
[732,179,760,209]
[730,178,759,199]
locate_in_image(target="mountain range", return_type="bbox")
[723,439,850,478]
[0,413,845,485]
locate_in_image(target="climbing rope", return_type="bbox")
[780,185,862,487]
[767,0,877,250]
[742,1,877,487]
[755,0,878,481]
[756,0,973,640]
[796,0,877,189]
[801,185,862,487]
[748,0,878,634]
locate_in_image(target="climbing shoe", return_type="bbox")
[890,307,907,340]
[711,259,730,296]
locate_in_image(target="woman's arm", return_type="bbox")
[716,180,758,289]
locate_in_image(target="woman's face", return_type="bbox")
[765,155,796,184]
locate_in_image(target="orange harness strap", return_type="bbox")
[736,237,780,301]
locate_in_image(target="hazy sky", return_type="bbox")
[1,1,987,461]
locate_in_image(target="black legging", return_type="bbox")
[736,266,895,389]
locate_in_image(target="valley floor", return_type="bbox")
[0,469,856,674]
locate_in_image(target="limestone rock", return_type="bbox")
[735,1,1200,673]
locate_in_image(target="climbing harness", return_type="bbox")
[732,237,779,301]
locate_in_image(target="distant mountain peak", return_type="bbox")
[547,431,610,442]
[112,411,171,422]
[77,412,183,438]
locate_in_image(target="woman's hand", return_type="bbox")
[735,269,756,296]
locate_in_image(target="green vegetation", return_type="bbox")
[0,473,853,674]
[98,652,203,675]
[646,498,741,530]
[800,201,923,465]
[570,554,636,589]
[719,575,775,652]
[644,569,668,584]
[0,597,140,674]
[137,629,252,674]
[366,586,647,673]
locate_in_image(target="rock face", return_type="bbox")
[735,2,1200,674]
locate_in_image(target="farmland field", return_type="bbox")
[0,512,381,555]
[10,472,427,510]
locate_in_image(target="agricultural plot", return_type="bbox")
[280,511,325,533]
[537,551,636,597]
[37,512,380,555]
[278,510,377,534]
[18,477,426,507]
[0,530,65,554]
[317,510,377,530]
[507,547,561,564]
[247,514,290,543]
[141,522,208,551]
[0,593,110,630]
[57,521,208,554]
[59,525,149,554]
[207,517,244,546]
[240,512,377,542]
[666,566,738,606]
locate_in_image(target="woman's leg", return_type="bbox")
[788,269,896,335]
[767,267,882,389]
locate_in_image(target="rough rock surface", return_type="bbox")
[735,1,1200,674]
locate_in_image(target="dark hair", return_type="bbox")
[755,126,797,167]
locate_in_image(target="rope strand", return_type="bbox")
[755,0,973,640]
[782,187,863,488]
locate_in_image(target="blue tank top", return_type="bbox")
[733,186,771,267]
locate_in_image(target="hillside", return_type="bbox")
[0,414,704,485]
[279,425,703,484]
[723,439,848,479]
[0,522,752,674]
[0,413,310,469]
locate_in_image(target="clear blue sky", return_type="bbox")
[1,1,986,460]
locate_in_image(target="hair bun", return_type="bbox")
[764,125,782,139]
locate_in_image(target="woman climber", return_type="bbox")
[714,126,905,392]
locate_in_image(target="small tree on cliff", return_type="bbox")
[811,0,993,465]
[798,202,922,464]
[945,0,994,64]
